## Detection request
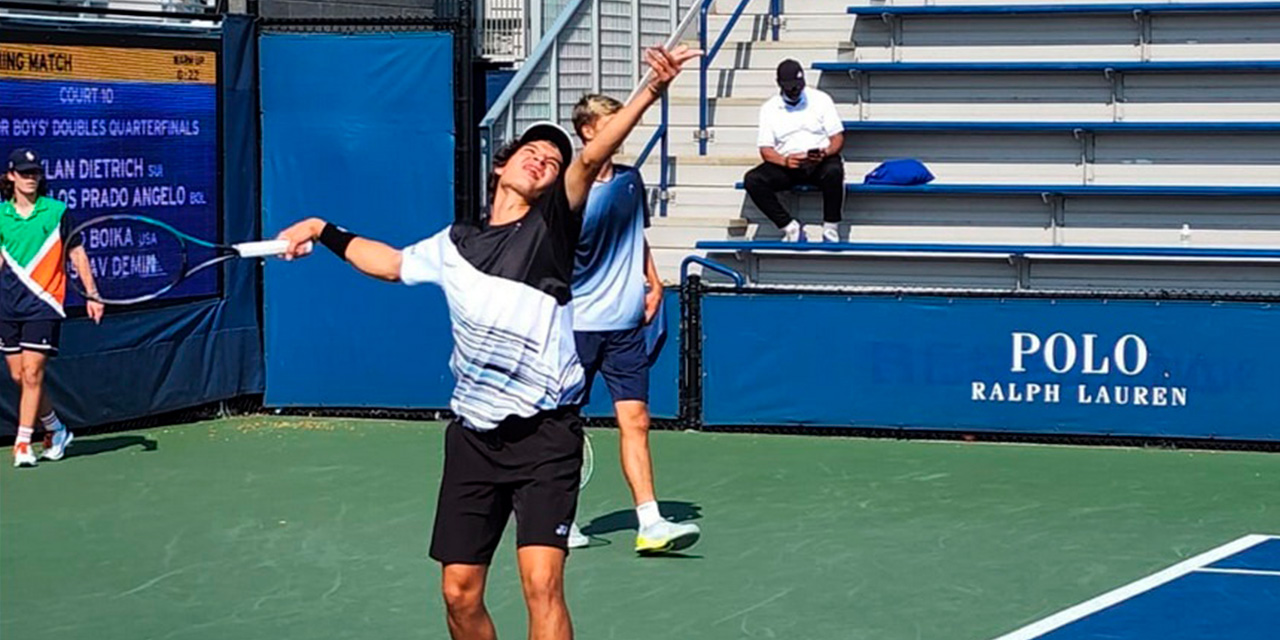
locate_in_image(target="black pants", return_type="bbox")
[743,155,845,228]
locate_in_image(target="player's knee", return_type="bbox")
[615,402,650,433]
[8,368,21,386]
[19,362,44,388]
[520,566,564,607]
[441,577,484,615]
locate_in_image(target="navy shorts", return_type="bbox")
[575,326,650,404]
[0,319,61,356]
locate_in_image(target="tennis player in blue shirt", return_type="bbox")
[567,94,700,554]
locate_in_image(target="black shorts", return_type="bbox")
[429,407,584,565]
[0,319,61,356]
[575,327,650,404]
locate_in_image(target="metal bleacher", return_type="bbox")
[676,0,1280,296]
[696,240,1280,294]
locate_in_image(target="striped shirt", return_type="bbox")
[400,181,585,431]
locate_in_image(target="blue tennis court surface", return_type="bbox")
[996,535,1280,639]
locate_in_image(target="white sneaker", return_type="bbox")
[635,520,701,555]
[822,225,841,243]
[12,443,37,468]
[782,223,806,243]
[567,522,590,549]
[40,429,73,461]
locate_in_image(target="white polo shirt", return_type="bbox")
[756,88,843,157]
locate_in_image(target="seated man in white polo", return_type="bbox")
[743,59,845,243]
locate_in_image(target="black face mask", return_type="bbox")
[781,84,804,106]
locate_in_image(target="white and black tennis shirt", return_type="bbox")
[400,181,586,431]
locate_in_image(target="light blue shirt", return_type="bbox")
[572,164,650,332]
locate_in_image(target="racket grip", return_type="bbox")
[236,239,291,258]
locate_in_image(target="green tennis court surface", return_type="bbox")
[2,417,1275,640]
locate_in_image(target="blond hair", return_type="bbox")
[571,94,623,140]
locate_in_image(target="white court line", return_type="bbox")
[991,534,1279,640]
[1195,567,1280,578]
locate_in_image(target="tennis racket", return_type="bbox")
[580,432,594,490]
[64,214,293,305]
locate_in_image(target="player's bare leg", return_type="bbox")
[441,563,496,640]
[17,350,51,428]
[616,400,700,554]
[9,351,47,467]
[517,546,572,640]
[615,400,656,505]
[5,353,21,395]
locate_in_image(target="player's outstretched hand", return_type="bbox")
[277,218,322,261]
[644,45,702,94]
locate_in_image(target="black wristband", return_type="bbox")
[318,222,356,260]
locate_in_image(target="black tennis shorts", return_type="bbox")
[429,406,584,565]
[0,319,61,356]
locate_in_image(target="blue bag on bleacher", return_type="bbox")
[863,158,935,185]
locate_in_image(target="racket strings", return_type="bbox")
[580,434,594,489]
[65,215,219,305]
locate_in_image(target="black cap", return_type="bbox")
[776,59,805,91]
[7,148,41,173]
[516,121,574,167]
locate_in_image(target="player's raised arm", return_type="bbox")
[563,45,701,210]
[277,217,404,282]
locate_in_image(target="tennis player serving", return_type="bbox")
[275,45,699,640]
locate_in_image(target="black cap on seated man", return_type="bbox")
[776,59,805,106]
[742,59,847,243]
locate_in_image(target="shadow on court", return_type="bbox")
[65,434,158,458]
[581,500,702,536]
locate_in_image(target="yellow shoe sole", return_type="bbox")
[635,529,701,555]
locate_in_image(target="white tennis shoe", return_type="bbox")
[782,222,806,243]
[13,443,37,468]
[635,520,701,555]
[568,522,590,549]
[41,429,74,461]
